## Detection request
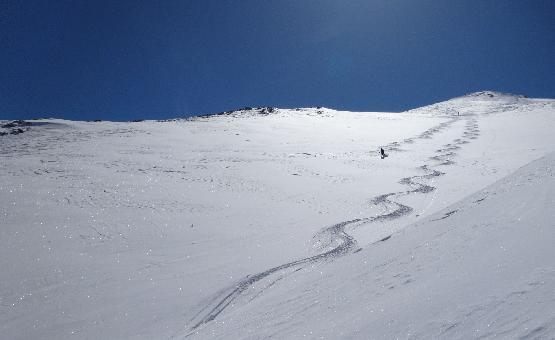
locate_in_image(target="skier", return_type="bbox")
[380,148,385,159]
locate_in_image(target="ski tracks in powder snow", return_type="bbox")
[184,114,481,335]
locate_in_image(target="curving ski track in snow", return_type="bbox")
[185,115,480,334]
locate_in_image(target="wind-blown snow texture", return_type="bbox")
[1,91,554,339]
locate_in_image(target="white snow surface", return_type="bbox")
[1,92,554,339]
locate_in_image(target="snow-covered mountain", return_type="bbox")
[1,92,554,339]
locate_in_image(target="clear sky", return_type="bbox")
[1,0,554,121]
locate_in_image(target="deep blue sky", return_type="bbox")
[1,0,554,121]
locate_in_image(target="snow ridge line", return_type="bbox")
[184,116,479,335]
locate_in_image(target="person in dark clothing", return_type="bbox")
[380,147,385,159]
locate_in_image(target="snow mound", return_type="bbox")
[405,90,555,117]
[461,90,526,99]
[193,106,280,119]
[184,106,338,121]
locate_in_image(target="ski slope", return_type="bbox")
[1,91,554,339]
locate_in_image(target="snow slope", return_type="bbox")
[188,150,555,340]
[0,92,554,339]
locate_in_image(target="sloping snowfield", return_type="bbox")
[1,91,554,339]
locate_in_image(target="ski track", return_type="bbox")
[185,115,481,335]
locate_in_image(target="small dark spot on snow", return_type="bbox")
[433,210,458,221]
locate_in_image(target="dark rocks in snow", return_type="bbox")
[1,120,31,136]
[197,106,278,118]
[465,91,526,99]
[10,128,25,135]
[258,107,275,115]
[2,120,31,128]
